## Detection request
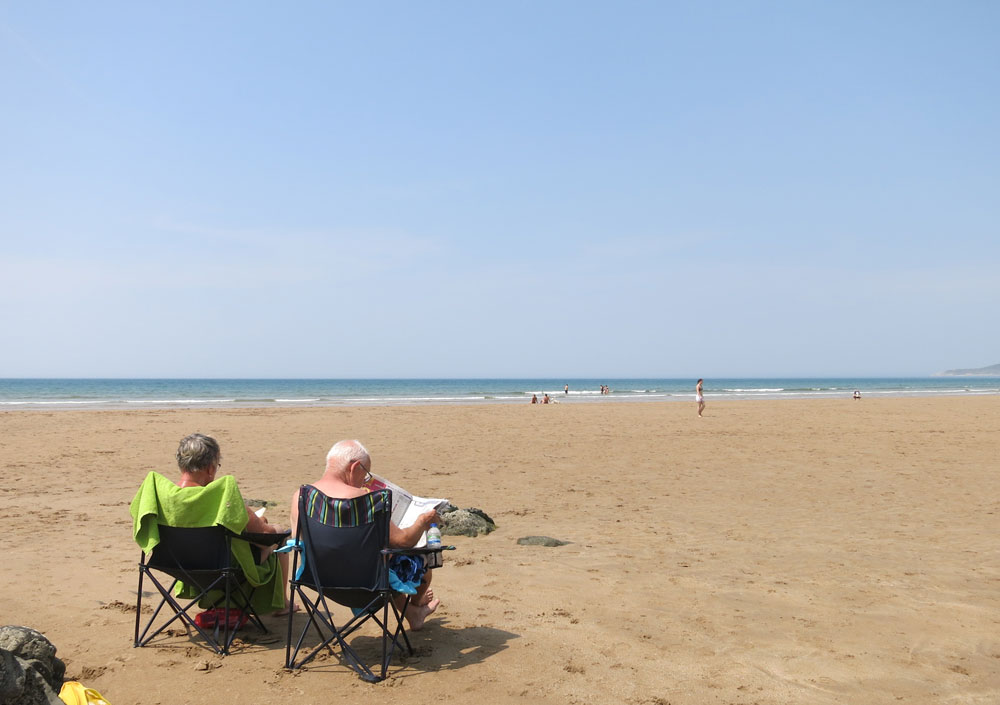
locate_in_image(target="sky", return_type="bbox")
[1,1,997,378]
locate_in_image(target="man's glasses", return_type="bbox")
[358,461,372,485]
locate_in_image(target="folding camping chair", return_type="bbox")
[284,486,452,682]
[134,524,287,655]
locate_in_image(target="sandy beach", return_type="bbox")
[1,396,998,704]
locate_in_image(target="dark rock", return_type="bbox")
[0,627,64,692]
[0,626,65,705]
[0,648,26,703]
[440,507,496,537]
[517,536,571,547]
[466,507,495,525]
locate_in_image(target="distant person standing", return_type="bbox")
[564,384,569,395]
[696,379,705,417]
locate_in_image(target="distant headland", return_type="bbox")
[937,363,1000,376]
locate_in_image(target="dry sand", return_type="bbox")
[1,396,999,704]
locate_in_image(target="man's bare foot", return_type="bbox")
[415,588,435,607]
[274,603,301,617]
[405,598,440,631]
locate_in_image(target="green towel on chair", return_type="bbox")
[130,471,284,614]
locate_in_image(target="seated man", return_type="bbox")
[131,432,291,615]
[290,439,441,630]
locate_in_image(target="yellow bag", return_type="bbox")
[59,681,112,705]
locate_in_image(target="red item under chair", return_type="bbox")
[194,607,248,630]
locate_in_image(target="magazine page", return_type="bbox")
[365,474,448,542]
[364,474,414,527]
[399,496,450,546]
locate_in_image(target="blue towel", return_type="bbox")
[388,554,425,595]
[351,556,425,616]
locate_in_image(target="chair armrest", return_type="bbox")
[382,545,455,555]
[232,528,292,545]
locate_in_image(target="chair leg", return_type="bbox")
[282,588,411,682]
[135,575,183,647]
[389,595,414,655]
[284,586,297,668]
[286,589,346,670]
[136,572,237,654]
[381,597,390,681]
[220,571,232,654]
[286,587,323,668]
[134,561,145,647]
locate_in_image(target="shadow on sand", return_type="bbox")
[126,598,517,678]
[279,614,518,678]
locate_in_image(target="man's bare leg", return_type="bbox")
[398,570,439,631]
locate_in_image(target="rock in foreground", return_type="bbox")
[0,625,65,705]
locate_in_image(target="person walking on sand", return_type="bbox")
[696,379,705,417]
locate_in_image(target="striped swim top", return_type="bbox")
[302,485,390,527]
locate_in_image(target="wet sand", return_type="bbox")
[1,396,998,704]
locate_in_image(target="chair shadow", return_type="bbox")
[282,613,518,677]
[135,605,519,672]
[131,590,295,656]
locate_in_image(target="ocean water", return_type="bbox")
[0,377,997,410]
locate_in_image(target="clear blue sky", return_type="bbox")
[1,1,997,378]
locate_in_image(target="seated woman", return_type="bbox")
[131,433,292,614]
[175,434,284,556]
[290,439,441,630]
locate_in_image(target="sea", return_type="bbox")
[0,377,998,411]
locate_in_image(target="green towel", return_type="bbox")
[130,471,284,614]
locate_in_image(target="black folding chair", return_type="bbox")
[284,486,450,682]
[134,524,286,655]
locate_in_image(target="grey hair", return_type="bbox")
[176,433,221,472]
[326,439,369,470]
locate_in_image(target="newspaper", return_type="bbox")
[364,474,449,547]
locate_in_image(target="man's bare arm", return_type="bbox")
[389,509,440,548]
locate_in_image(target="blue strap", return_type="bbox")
[275,538,305,580]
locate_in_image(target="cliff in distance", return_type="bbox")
[938,363,1000,376]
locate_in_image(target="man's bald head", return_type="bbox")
[325,439,370,480]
